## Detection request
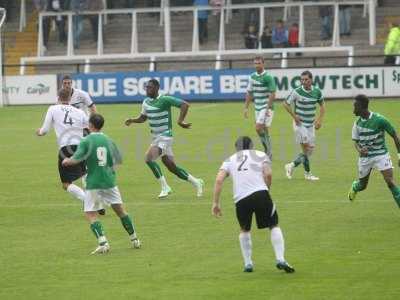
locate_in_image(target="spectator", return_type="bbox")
[194,0,209,45]
[272,20,288,48]
[288,23,299,48]
[319,4,332,40]
[260,25,272,49]
[33,0,51,51]
[51,0,68,45]
[384,23,400,65]
[339,4,351,36]
[71,0,87,49]
[210,0,223,31]
[242,8,259,34]
[244,24,258,49]
[87,0,104,43]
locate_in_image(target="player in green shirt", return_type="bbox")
[63,114,141,254]
[125,79,204,199]
[283,70,326,181]
[348,94,400,207]
[244,56,276,158]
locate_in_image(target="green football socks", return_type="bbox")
[146,161,163,179]
[389,186,400,208]
[90,221,107,245]
[120,215,135,235]
[258,131,271,156]
[175,166,189,180]
[293,153,305,167]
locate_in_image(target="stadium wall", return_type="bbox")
[3,67,400,105]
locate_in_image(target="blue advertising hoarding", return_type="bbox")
[71,69,253,103]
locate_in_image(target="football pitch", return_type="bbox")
[0,100,399,299]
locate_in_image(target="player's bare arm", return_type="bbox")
[177,101,192,129]
[125,114,147,126]
[62,157,79,167]
[212,170,228,217]
[266,92,276,116]
[388,131,400,167]
[314,102,326,130]
[262,163,272,189]
[244,92,252,119]
[283,101,301,125]
[89,104,97,114]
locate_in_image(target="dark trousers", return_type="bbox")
[198,18,208,43]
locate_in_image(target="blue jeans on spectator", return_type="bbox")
[321,15,332,40]
[73,14,83,48]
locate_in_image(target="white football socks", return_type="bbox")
[67,184,86,203]
[159,176,169,189]
[188,174,200,186]
[270,227,285,262]
[239,232,253,266]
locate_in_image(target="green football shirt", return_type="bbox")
[72,132,121,189]
[285,85,324,128]
[141,94,183,138]
[246,70,277,111]
[352,112,396,157]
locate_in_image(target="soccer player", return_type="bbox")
[348,94,400,207]
[125,79,204,199]
[36,88,89,204]
[212,136,295,273]
[283,70,325,180]
[244,56,276,158]
[61,75,97,116]
[62,113,141,254]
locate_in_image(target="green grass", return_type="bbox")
[0,100,399,299]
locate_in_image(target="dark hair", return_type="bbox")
[62,75,72,81]
[254,56,264,63]
[148,79,160,88]
[355,94,369,109]
[89,113,105,130]
[301,70,313,79]
[235,136,254,151]
[58,88,70,101]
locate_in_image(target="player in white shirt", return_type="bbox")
[212,136,295,273]
[61,75,97,117]
[36,88,90,205]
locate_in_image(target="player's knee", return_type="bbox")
[62,183,69,190]
[255,125,264,134]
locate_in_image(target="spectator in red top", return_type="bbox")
[288,23,299,48]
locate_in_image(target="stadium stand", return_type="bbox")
[2,0,400,75]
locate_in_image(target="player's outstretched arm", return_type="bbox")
[177,101,192,129]
[212,170,228,217]
[125,114,147,126]
[389,132,400,167]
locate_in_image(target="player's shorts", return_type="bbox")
[358,153,393,178]
[58,145,86,183]
[151,136,174,157]
[255,108,274,127]
[293,123,315,146]
[235,190,278,231]
[84,186,123,212]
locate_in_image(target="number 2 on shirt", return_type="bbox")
[237,155,248,171]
